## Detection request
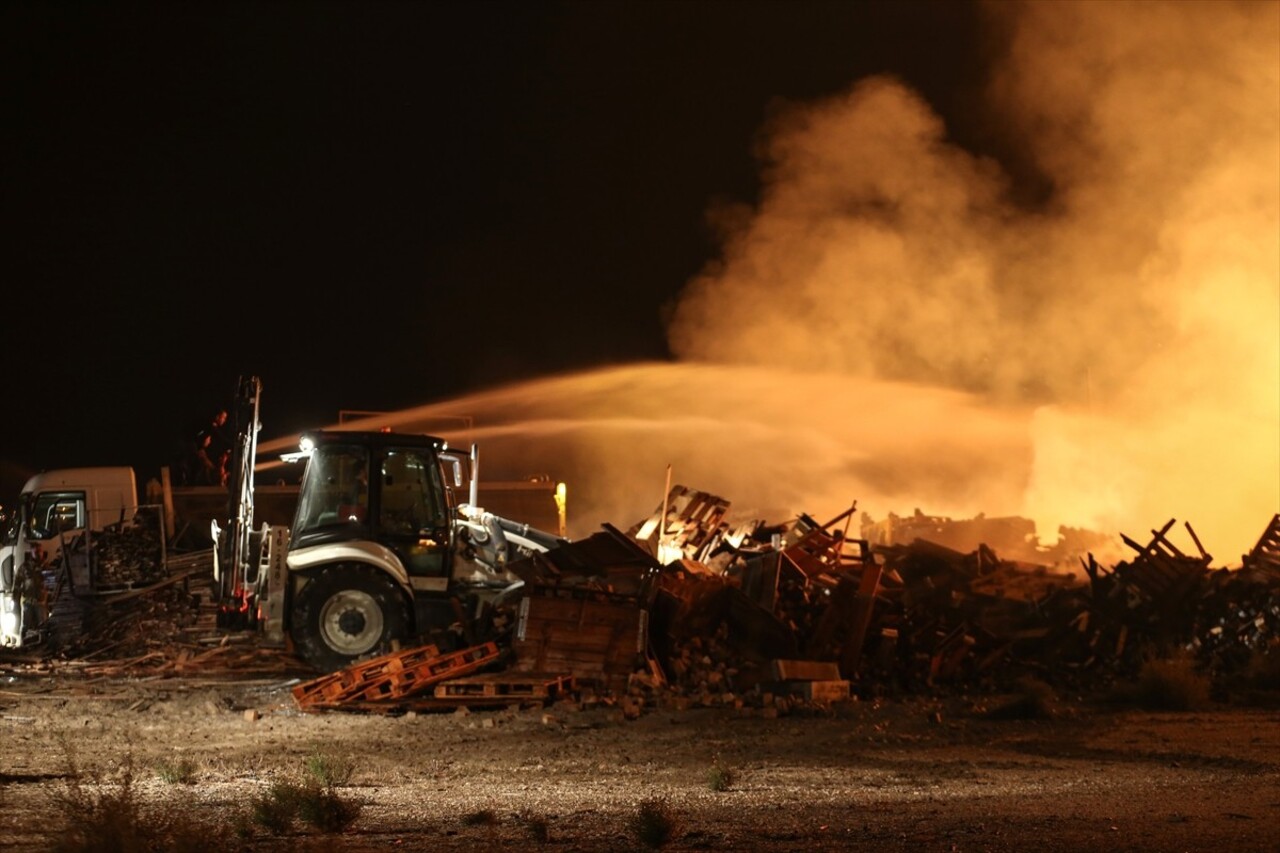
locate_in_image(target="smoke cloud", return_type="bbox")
[263,1,1277,564]
[662,0,1279,562]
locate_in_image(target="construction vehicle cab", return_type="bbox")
[284,430,463,670]
[218,425,565,673]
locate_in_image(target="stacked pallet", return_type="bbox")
[291,641,500,710]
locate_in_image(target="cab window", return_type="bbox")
[379,448,447,534]
[293,446,370,534]
[24,492,85,539]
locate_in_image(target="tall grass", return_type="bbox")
[51,743,363,850]
[52,753,231,853]
[248,748,362,834]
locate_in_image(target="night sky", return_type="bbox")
[5,1,1276,562]
[2,1,991,488]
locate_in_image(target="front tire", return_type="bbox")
[290,564,410,672]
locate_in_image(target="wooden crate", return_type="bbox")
[512,594,646,691]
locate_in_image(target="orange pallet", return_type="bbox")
[345,642,500,702]
[433,672,574,702]
[291,643,442,706]
[293,641,500,708]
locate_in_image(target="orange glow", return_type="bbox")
[260,1,1278,566]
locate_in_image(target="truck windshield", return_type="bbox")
[19,491,86,540]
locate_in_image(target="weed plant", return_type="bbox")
[155,757,197,785]
[250,780,305,834]
[249,750,362,835]
[305,747,355,787]
[1114,653,1212,710]
[250,776,361,834]
[983,677,1057,720]
[707,760,735,792]
[630,797,677,848]
[52,753,229,853]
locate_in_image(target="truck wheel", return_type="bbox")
[290,564,409,672]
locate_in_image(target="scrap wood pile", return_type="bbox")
[860,508,1118,569]
[9,560,304,679]
[60,510,170,590]
[499,491,1280,710]
[505,522,663,695]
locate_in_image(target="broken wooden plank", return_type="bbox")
[770,659,842,681]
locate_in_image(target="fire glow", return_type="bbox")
[264,1,1278,565]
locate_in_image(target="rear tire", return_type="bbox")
[290,564,409,672]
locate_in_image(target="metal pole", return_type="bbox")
[659,464,672,559]
[469,443,479,508]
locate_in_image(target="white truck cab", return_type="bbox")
[0,467,138,646]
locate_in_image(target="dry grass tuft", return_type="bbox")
[1112,653,1212,711]
[629,796,678,848]
[52,752,231,853]
[305,747,355,787]
[983,677,1057,720]
[707,759,735,792]
[155,757,197,785]
[461,807,499,826]
[522,810,551,842]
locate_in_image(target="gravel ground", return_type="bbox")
[0,668,1277,852]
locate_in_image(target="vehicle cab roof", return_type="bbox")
[300,430,448,453]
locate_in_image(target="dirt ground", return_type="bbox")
[0,658,1277,853]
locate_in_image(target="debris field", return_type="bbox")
[6,487,1279,717]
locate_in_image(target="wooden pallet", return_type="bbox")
[292,641,499,708]
[1118,519,1210,603]
[344,643,500,702]
[433,672,574,702]
[291,643,442,706]
[1245,513,1280,572]
[297,671,575,714]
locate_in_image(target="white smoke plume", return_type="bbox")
[263,1,1278,564]
[663,0,1279,563]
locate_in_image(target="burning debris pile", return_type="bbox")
[860,508,1119,568]
[495,491,1280,712]
[6,484,1279,715]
